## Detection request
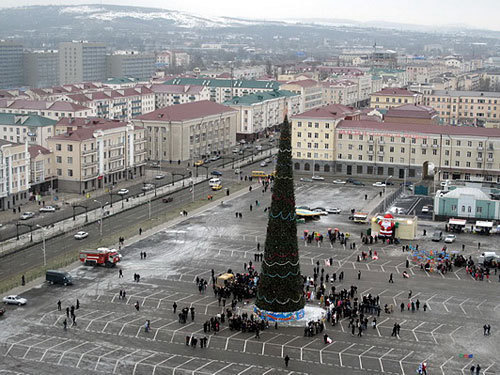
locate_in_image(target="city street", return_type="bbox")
[1,180,498,374]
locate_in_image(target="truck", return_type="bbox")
[46,270,73,286]
[79,247,122,267]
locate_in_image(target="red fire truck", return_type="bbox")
[79,247,122,267]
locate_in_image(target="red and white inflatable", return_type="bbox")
[377,213,395,237]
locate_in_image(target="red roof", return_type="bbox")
[0,99,89,112]
[293,104,359,120]
[372,88,420,97]
[56,117,128,128]
[136,100,236,122]
[338,120,500,137]
[385,104,438,119]
[284,79,319,88]
[28,145,51,159]
[49,122,128,142]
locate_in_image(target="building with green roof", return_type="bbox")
[164,77,281,104]
[222,90,301,141]
[0,113,56,147]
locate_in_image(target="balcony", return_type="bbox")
[110,154,123,161]
[83,172,99,180]
[367,150,374,155]
[421,143,428,148]
[378,140,385,145]
[432,144,439,148]
[368,139,374,144]
[110,142,124,149]
[487,158,493,162]
[476,157,483,162]
[477,146,483,151]
[378,151,384,156]
[82,159,97,167]
[82,148,97,155]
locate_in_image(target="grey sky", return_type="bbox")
[1,0,499,31]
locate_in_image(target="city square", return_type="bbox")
[1,179,498,375]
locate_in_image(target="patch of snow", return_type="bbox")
[59,6,106,14]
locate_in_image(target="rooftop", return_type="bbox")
[136,100,236,122]
[223,90,298,106]
[164,77,280,90]
[385,104,438,119]
[371,88,421,97]
[337,120,500,138]
[144,84,205,95]
[443,187,490,201]
[49,122,130,142]
[0,99,90,112]
[28,145,51,159]
[282,79,319,88]
[0,113,57,127]
[292,104,360,120]
[431,90,500,98]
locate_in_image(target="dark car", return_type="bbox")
[162,197,173,203]
[46,270,73,286]
[351,180,365,186]
[431,231,442,242]
[211,171,223,176]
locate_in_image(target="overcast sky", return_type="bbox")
[1,0,499,31]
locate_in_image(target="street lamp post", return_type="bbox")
[36,225,47,267]
[148,197,152,219]
[383,175,393,213]
[94,199,108,236]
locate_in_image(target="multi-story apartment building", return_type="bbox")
[145,84,211,108]
[28,144,55,195]
[422,90,500,126]
[291,104,361,173]
[279,80,322,111]
[0,99,92,120]
[46,119,146,193]
[200,66,267,80]
[0,41,24,89]
[291,109,500,183]
[59,41,107,85]
[23,50,59,88]
[223,90,301,141]
[134,100,237,162]
[406,64,441,84]
[0,113,56,147]
[370,88,423,110]
[164,78,281,103]
[62,86,155,120]
[322,80,359,107]
[106,51,155,80]
[0,140,30,210]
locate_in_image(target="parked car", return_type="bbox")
[162,196,173,203]
[333,179,346,184]
[211,184,223,191]
[142,184,155,191]
[155,174,165,180]
[327,208,341,214]
[238,150,244,155]
[444,234,456,243]
[3,295,27,306]
[210,155,221,161]
[373,182,386,187]
[74,231,88,240]
[312,175,325,181]
[46,270,73,286]
[194,160,204,167]
[234,168,241,174]
[421,206,430,213]
[260,161,267,167]
[39,206,56,213]
[351,180,365,186]
[431,231,442,242]
[256,145,263,151]
[20,212,35,220]
[232,148,239,154]
[312,208,328,215]
[211,170,223,176]
[300,178,313,182]
[117,189,129,195]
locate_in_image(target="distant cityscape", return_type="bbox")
[0,5,499,218]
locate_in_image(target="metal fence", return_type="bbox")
[370,185,404,215]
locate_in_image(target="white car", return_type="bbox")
[210,155,221,161]
[256,145,263,151]
[232,148,239,154]
[312,208,328,216]
[265,158,271,163]
[444,234,456,243]
[234,168,241,174]
[312,175,325,181]
[117,189,129,195]
[333,179,346,184]
[373,182,386,187]
[260,161,267,167]
[3,295,27,306]
[327,208,341,214]
[74,231,88,240]
[142,184,155,191]
[20,212,35,220]
[39,206,56,213]
[422,206,430,213]
[155,175,165,180]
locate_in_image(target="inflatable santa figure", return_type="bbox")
[378,213,395,237]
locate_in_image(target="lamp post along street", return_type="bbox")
[148,198,151,219]
[36,225,47,267]
[383,175,393,213]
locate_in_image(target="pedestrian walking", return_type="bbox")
[66,307,70,317]
[21,275,25,286]
[173,302,177,313]
[284,355,290,367]
[140,251,143,259]
[76,299,80,309]
[358,270,361,280]
[470,365,475,374]
[57,300,61,311]
[389,273,393,283]
[139,228,142,236]
[405,259,409,268]
[119,269,123,278]
[63,319,67,330]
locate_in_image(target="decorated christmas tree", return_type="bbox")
[255,116,305,315]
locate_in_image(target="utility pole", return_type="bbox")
[36,225,47,267]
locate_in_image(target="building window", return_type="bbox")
[401,147,405,153]
[455,161,460,167]
[56,156,62,163]
[67,145,73,151]
[456,151,460,157]
[57,168,62,176]
[56,144,61,151]
[297,132,302,137]
[297,142,301,148]
[348,154,352,160]
[325,134,329,139]
[297,122,302,127]
[67,157,73,164]
[358,145,363,151]
[68,169,73,177]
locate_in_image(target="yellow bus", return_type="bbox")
[251,170,276,178]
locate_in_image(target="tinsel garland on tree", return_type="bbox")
[255,116,305,312]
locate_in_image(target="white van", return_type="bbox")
[209,178,221,187]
